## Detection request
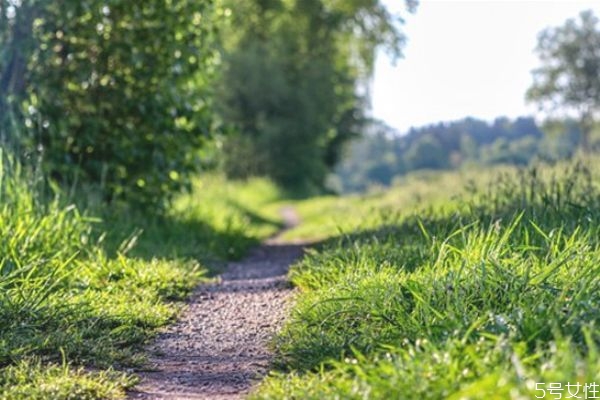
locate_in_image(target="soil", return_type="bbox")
[128,207,307,400]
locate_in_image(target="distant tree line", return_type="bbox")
[332,116,589,193]
[335,8,600,194]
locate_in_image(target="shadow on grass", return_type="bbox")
[0,304,169,369]
[224,198,284,229]
[313,184,600,259]
[97,200,284,272]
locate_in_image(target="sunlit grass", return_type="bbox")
[277,167,513,242]
[0,359,133,400]
[97,174,284,262]
[0,151,282,399]
[254,157,600,399]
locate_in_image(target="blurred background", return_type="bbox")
[346,0,600,194]
[2,0,600,202]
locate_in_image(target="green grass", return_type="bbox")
[99,174,284,262]
[277,168,505,242]
[0,152,282,399]
[6,146,600,399]
[254,159,600,399]
[0,360,132,400]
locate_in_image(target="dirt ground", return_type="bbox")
[128,208,308,399]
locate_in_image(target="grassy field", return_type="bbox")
[254,158,600,399]
[4,152,600,399]
[0,157,282,400]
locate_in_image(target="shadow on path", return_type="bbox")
[128,206,310,400]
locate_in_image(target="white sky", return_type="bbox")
[371,0,600,133]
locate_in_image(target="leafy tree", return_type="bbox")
[1,0,221,208]
[216,0,415,193]
[480,137,540,166]
[527,10,600,152]
[404,134,448,171]
[459,133,479,162]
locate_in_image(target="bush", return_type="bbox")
[1,0,221,209]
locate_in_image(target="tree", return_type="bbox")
[1,0,221,208]
[527,10,600,152]
[216,0,416,193]
[404,134,448,171]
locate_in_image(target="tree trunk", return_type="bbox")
[0,2,36,143]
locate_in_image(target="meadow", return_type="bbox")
[255,158,600,399]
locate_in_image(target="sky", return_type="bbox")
[371,0,600,134]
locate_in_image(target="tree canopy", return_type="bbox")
[527,9,600,151]
[1,0,421,203]
[215,0,416,193]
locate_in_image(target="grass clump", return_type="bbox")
[0,152,282,398]
[255,158,600,399]
[0,159,200,396]
[0,359,132,400]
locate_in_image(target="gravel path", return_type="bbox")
[128,208,307,400]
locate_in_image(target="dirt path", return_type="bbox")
[128,207,307,400]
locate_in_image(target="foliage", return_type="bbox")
[334,116,548,193]
[254,158,600,399]
[215,0,415,193]
[527,9,600,152]
[0,0,221,208]
[404,133,449,170]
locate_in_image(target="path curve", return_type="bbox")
[128,207,307,399]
